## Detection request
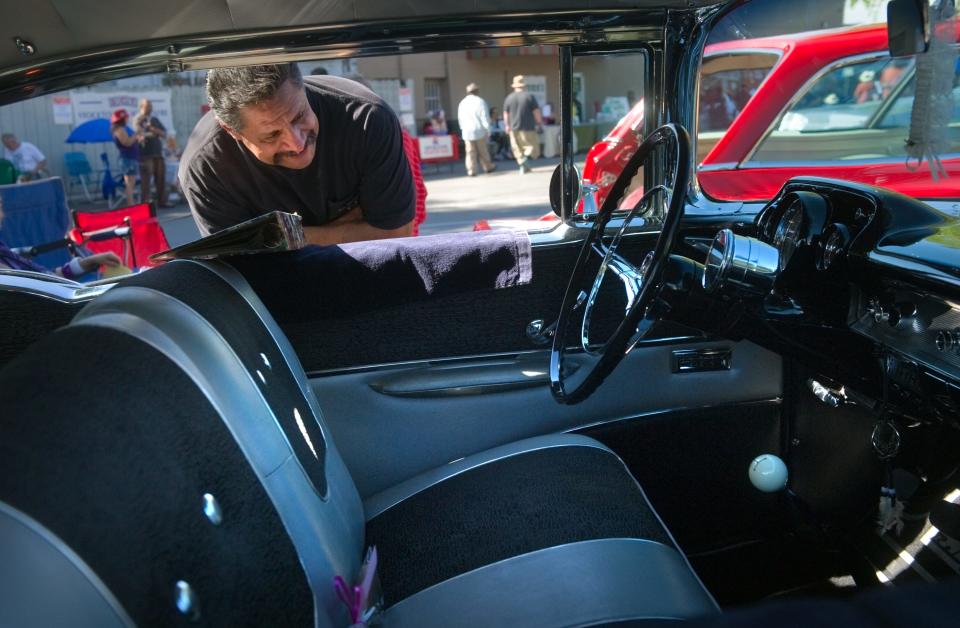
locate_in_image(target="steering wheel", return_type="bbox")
[550,123,691,404]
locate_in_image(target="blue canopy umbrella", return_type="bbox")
[66,118,115,143]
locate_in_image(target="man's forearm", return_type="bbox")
[303,216,413,246]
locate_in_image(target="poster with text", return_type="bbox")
[418,135,455,161]
[52,96,73,125]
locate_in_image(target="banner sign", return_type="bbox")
[52,96,73,125]
[418,135,455,161]
[398,85,414,112]
[69,90,175,135]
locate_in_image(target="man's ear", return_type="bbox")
[217,119,244,142]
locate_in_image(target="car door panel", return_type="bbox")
[311,340,782,498]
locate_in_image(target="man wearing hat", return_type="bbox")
[503,75,542,174]
[457,82,496,177]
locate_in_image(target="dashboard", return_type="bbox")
[700,177,960,425]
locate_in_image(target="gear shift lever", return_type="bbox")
[749,453,820,533]
[748,454,789,493]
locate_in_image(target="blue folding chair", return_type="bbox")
[99,152,129,209]
[0,177,75,269]
[63,151,94,202]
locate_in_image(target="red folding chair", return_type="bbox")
[72,203,171,269]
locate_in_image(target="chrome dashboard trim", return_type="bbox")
[0,271,113,303]
[306,335,712,379]
[702,229,779,294]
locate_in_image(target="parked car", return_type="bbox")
[2,1,960,627]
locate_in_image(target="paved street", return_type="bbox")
[150,155,569,248]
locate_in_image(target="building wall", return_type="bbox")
[356,47,650,133]
[358,48,562,131]
[447,51,559,125]
[357,52,449,124]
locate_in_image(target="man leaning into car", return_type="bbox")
[179,63,414,245]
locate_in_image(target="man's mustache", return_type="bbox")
[274,130,317,164]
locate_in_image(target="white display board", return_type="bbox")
[69,90,175,134]
[52,95,73,125]
[418,135,455,160]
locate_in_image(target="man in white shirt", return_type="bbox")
[456,83,496,177]
[2,133,48,182]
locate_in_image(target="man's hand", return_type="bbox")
[79,252,123,273]
[302,206,413,246]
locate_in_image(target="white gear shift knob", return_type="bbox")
[748,454,788,493]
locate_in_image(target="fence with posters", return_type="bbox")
[0,82,206,189]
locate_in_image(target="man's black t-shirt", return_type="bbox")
[180,76,414,236]
[503,91,540,132]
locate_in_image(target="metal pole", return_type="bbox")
[559,46,574,221]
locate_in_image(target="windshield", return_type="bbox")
[697,0,960,203]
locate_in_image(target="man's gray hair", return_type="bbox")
[206,63,303,130]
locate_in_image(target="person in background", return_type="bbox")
[311,66,329,76]
[503,75,542,174]
[423,110,448,135]
[541,101,556,125]
[1,133,48,182]
[488,106,511,160]
[457,83,496,177]
[0,195,121,278]
[880,59,911,98]
[854,70,881,104]
[109,109,141,207]
[134,99,171,208]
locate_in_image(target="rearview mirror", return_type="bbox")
[548,163,582,218]
[887,0,930,57]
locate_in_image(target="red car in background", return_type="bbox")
[477,22,960,229]
[696,22,960,201]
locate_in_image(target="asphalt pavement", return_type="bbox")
[107,154,569,248]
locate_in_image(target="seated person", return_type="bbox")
[423,110,448,135]
[854,70,880,104]
[1,133,48,182]
[0,196,121,279]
